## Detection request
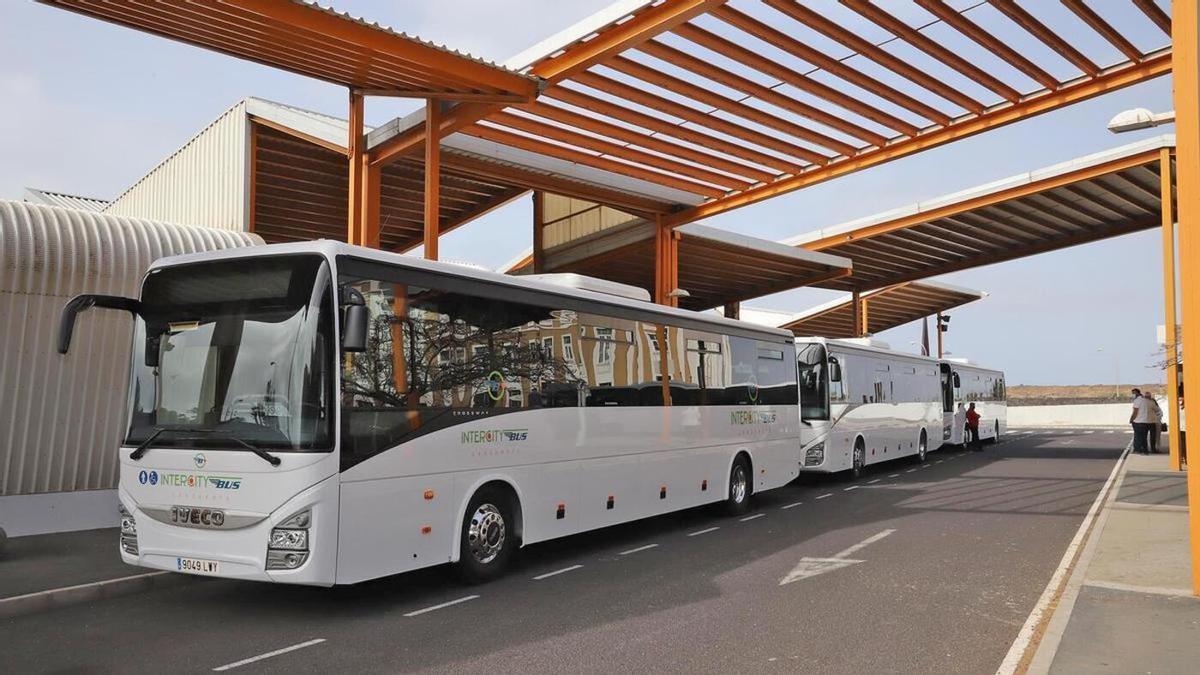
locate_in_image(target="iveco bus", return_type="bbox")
[59,242,801,585]
[939,359,1008,445]
[795,337,947,476]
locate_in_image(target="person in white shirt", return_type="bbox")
[1130,388,1154,454]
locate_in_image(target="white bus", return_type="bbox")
[58,241,802,586]
[796,337,945,477]
[939,360,1008,445]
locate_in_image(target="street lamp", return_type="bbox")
[1107,107,1175,133]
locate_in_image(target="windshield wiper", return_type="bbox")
[128,427,282,467]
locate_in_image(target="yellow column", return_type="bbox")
[1161,148,1182,471]
[1171,0,1200,595]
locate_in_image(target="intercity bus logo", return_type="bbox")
[462,429,529,444]
[138,471,242,490]
[730,410,777,425]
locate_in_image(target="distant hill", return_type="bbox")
[1009,384,1164,406]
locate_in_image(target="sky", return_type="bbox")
[0,1,1177,386]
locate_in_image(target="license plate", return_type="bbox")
[177,557,220,575]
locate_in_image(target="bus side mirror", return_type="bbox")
[58,294,141,355]
[340,286,368,353]
[952,373,961,388]
[829,358,842,383]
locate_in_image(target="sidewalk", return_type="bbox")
[1029,452,1200,673]
[0,528,187,618]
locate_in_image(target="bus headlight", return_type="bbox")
[119,503,139,556]
[266,509,310,570]
[805,442,825,466]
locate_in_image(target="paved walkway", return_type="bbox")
[1030,452,1200,674]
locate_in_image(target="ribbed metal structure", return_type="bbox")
[0,201,262,495]
[105,100,249,231]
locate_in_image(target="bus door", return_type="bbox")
[939,364,954,441]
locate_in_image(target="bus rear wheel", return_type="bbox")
[988,421,1000,445]
[724,455,752,516]
[851,438,866,479]
[457,487,516,583]
[917,430,928,462]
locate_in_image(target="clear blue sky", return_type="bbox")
[0,1,1176,386]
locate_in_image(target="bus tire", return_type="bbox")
[851,438,866,479]
[724,454,752,516]
[988,421,1000,445]
[917,429,928,462]
[456,486,517,583]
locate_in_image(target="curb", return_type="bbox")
[0,571,193,620]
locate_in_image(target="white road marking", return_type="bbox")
[0,571,167,607]
[996,443,1130,675]
[781,501,803,510]
[815,493,833,500]
[212,639,325,671]
[935,460,944,464]
[921,464,931,468]
[779,529,896,585]
[888,473,900,478]
[867,478,881,484]
[403,595,480,617]
[1083,579,1195,598]
[740,513,765,522]
[1106,430,1116,434]
[619,544,659,556]
[688,526,720,536]
[905,468,918,473]
[533,564,583,580]
[843,485,859,491]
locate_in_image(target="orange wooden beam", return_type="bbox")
[990,0,1100,77]
[763,0,984,114]
[1060,0,1142,63]
[841,0,1021,103]
[713,5,950,126]
[664,52,1171,227]
[527,0,725,84]
[532,191,545,274]
[913,0,1059,92]
[369,101,495,168]
[1133,0,1171,35]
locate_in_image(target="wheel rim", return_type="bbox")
[919,433,927,460]
[467,503,506,565]
[731,465,748,504]
[854,444,865,473]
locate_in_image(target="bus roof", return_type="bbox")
[150,241,796,342]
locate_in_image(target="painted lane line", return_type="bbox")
[815,493,833,500]
[740,513,765,522]
[403,595,480,618]
[888,473,900,478]
[935,460,944,464]
[779,529,896,586]
[1083,579,1194,598]
[905,468,918,473]
[996,443,1130,674]
[922,464,931,468]
[867,478,881,484]
[533,565,583,580]
[843,485,859,492]
[619,544,659,556]
[834,528,896,558]
[688,526,720,536]
[781,501,803,510]
[212,639,325,671]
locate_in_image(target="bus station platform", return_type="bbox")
[1026,451,1198,674]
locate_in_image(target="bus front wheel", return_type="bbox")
[457,486,517,583]
[724,455,752,516]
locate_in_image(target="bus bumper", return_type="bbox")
[119,476,339,586]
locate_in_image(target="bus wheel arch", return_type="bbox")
[455,480,522,583]
[452,477,524,561]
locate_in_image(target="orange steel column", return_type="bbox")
[1161,148,1183,471]
[852,291,862,336]
[860,298,870,337]
[654,215,679,307]
[423,98,442,260]
[361,154,381,248]
[347,89,365,245]
[1172,0,1200,596]
[532,191,545,273]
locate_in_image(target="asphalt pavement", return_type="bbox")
[0,428,1128,674]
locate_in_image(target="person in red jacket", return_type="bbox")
[966,402,982,451]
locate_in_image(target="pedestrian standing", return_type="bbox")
[1145,392,1163,454]
[966,402,982,451]
[1130,388,1153,454]
[953,402,966,446]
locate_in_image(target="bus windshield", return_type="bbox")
[125,255,335,451]
[797,343,829,421]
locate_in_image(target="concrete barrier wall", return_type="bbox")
[1008,402,1150,428]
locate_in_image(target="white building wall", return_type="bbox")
[0,201,262,497]
[104,100,249,231]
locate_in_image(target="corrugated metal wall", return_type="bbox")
[0,201,262,496]
[543,193,641,248]
[104,100,249,231]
